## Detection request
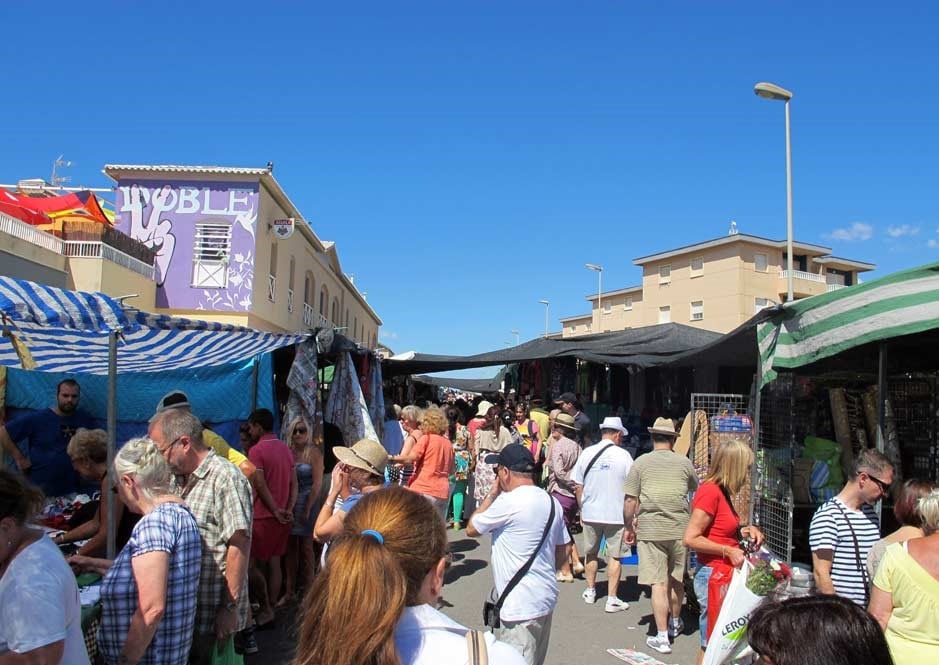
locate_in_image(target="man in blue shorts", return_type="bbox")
[0,378,94,496]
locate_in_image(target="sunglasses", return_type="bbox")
[294,428,308,435]
[866,472,891,495]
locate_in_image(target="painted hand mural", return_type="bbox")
[126,184,177,286]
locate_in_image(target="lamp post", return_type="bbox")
[754,81,794,303]
[585,263,603,331]
[511,329,520,346]
[538,299,550,337]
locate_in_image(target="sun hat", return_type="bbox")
[155,390,190,413]
[333,438,389,476]
[648,417,678,438]
[598,416,628,436]
[484,444,536,472]
[475,400,494,418]
[554,413,577,431]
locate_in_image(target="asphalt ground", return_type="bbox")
[248,528,701,665]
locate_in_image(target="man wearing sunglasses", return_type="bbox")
[809,448,895,606]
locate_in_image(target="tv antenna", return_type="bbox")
[51,155,72,187]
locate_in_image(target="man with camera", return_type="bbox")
[467,444,569,665]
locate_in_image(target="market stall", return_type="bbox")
[751,262,939,564]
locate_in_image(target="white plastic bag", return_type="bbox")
[702,560,761,665]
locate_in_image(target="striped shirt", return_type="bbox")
[624,450,699,540]
[809,497,880,605]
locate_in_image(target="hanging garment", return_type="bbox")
[282,340,319,440]
[325,352,378,445]
[366,353,385,441]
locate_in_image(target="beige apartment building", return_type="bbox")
[562,233,874,337]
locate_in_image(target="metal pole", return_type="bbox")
[251,355,260,411]
[106,330,118,559]
[597,271,602,329]
[544,302,549,338]
[785,99,794,303]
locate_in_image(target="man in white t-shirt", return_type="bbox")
[571,416,634,612]
[468,444,569,665]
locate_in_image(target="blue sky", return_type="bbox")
[2,2,937,377]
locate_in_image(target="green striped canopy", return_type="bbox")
[758,262,939,387]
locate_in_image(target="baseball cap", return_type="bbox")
[155,390,191,413]
[554,392,577,405]
[484,444,536,472]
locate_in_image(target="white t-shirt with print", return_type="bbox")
[0,536,90,663]
[571,440,634,524]
[395,604,526,665]
[470,484,569,622]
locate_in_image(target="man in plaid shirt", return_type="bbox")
[150,408,253,665]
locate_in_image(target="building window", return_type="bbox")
[320,286,328,317]
[659,264,671,284]
[567,325,575,334]
[191,223,232,288]
[755,297,772,313]
[690,300,704,321]
[624,297,633,311]
[603,302,612,314]
[659,306,671,324]
[755,253,768,272]
[690,256,704,277]
[287,257,295,312]
[331,297,340,324]
[345,309,350,329]
[354,317,358,340]
[303,273,315,326]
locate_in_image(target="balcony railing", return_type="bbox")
[303,303,315,327]
[267,274,276,302]
[827,283,847,292]
[63,241,155,280]
[779,269,825,283]
[287,288,294,313]
[0,211,64,254]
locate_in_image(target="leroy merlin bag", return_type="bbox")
[702,560,761,665]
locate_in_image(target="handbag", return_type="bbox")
[483,497,556,629]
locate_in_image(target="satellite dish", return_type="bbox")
[315,326,335,353]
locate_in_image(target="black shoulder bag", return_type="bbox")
[830,499,871,605]
[483,497,556,629]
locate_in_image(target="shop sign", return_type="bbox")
[272,217,295,239]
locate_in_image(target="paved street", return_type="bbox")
[249,529,700,665]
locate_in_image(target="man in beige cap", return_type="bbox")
[624,417,699,654]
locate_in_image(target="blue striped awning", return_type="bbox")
[0,276,306,375]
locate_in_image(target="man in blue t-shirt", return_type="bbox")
[0,379,95,496]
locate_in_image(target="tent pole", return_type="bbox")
[251,355,260,411]
[106,329,118,559]
[877,342,887,453]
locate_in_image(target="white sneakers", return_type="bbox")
[604,597,629,613]
[646,634,672,654]
[581,587,597,604]
[668,617,684,639]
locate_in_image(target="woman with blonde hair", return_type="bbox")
[69,437,201,665]
[0,470,90,664]
[294,486,524,665]
[682,439,764,662]
[56,428,138,556]
[390,406,454,518]
[393,405,423,485]
[869,488,939,663]
[279,416,325,607]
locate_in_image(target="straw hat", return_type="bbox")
[333,438,388,476]
[648,417,678,438]
[554,413,577,432]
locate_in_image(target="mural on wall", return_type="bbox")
[114,180,259,311]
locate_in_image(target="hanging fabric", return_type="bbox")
[325,351,379,444]
[282,339,320,442]
[366,352,385,441]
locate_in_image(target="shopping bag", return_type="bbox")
[706,562,734,641]
[209,637,243,665]
[702,560,761,665]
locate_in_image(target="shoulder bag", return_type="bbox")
[482,496,556,629]
[582,443,614,481]
[830,499,871,605]
[466,629,489,665]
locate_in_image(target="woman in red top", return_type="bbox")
[683,438,764,663]
[391,405,454,519]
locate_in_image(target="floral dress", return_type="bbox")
[452,425,472,482]
[473,428,513,502]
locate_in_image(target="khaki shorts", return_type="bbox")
[637,539,687,585]
[583,522,627,559]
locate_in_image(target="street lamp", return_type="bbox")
[585,263,603,331]
[511,329,520,346]
[538,299,550,337]
[754,81,794,303]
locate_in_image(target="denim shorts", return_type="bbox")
[693,565,714,648]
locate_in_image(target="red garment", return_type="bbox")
[468,417,486,440]
[247,433,295,520]
[692,481,741,566]
[407,433,454,500]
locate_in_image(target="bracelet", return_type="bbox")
[325,499,335,508]
[721,546,727,560]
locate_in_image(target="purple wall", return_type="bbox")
[114,179,259,312]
